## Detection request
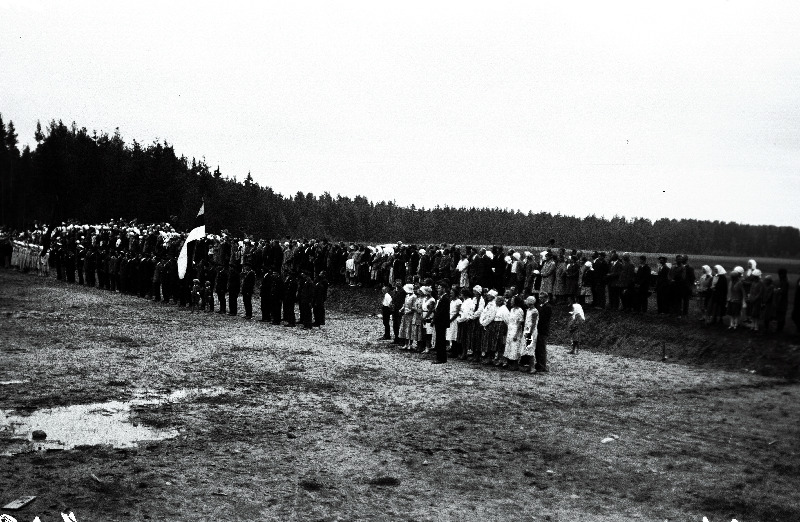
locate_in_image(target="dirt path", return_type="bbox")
[1,270,799,521]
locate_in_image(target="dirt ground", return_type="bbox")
[1,270,799,522]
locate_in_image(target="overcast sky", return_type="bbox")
[2,1,799,227]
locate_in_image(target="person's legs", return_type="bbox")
[382,306,391,339]
[534,335,548,372]
[434,326,448,363]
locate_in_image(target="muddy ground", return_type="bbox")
[1,270,799,522]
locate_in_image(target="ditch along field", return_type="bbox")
[1,269,800,522]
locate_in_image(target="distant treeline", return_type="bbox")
[1,116,798,257]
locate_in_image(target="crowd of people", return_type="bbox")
[2,221,331,329]
[3,221,799,371]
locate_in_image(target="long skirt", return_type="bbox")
[458,320,472,349]
[481,321,507,355]
[466,318,483,354]
[399,312,416,340]
[445,321,459,342]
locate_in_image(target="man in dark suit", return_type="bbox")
[227,263,241,316]
[260,267,273,322]
[215,264,228,314]
[240,263,256,319]
[432,281,451,364]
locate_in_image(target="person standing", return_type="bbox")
[668,255,685,315]
[432,281,451,364]
[634,255,651,313]
[535,292,552,373]
[380,285,393,340]
[708,265,728,325]
[215,264,228,314]
[260,267,273,322]
[502,295,526,368]
[681,255,696,316]
[776,268,790,333]
[655,256,670,314]
[283,271,298,326]
[445,286,463,357]
[270,269,284,325]
[539,252,556,301]
[241,263,256,319]
[592,252,608,309]
[391,279,405,344]
[298,270,314,328]
[520,296,539,372]
[792,272,800,334]
[313,271,328,328]
[227,263,241,316]
[567,303,586,354]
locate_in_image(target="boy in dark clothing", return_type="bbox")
[391,279,406,343]
[535,292,552,373]
[189,279,202,313]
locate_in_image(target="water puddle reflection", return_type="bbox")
[0,387,225,456]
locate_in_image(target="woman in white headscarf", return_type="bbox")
[746,269,764,332]
[456,287,475,359]
[698,265,713,320]
[578,260,594,306]
[726,267,745,330]
[466,285,486,361]
[708,265,728,326]
[567,303,586,355]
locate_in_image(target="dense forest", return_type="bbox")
[1,115,798,257]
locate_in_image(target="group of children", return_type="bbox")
[379,279,586,372]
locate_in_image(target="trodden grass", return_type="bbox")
[1,269,799,521]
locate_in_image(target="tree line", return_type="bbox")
[1,115,798,257]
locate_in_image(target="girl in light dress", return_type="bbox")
[445,287,463,356]
[520,296,539,372]
[419,286,436,353]
[501,295,526,368]
[456,288,475,359]
[398,283,419,350]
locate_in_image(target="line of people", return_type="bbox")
[380,278,587,372]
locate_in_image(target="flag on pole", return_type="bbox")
[178,201,205,279]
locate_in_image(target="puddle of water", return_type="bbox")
[0,387,225,456]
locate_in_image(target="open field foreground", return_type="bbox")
[1,271,799,522]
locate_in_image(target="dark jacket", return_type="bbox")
[433,294,452,328]
[537,302,553,337]
[241,269,256,295]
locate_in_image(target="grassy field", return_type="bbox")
[2,269,800,521]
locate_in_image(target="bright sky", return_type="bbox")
[2,1,799,227]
